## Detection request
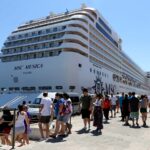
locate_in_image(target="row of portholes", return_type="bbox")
[90,68,109,78]
[1,85,76,92]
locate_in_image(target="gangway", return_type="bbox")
[2,95,27,108]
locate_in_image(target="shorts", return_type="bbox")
[14,126,25,135]
[25,126,31,134]
[39,116,50,124]
[81,109,91,119]
[111,105,116,111]
[140,108,147,113]
[57,114,65,122]
[3,127,11,134]
[63,114,71,123]
[130,112,139,119]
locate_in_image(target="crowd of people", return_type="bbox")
[0,104,31,147]
[0,90,150,147]
[79,89,150,135]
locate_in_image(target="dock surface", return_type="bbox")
[1,113,150,150]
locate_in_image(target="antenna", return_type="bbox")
[49,12,56,17]
[65,8,69,15]
[81,3,87,9]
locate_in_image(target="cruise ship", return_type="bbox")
[0,6,150,105]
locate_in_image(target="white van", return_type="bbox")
[28,92,80,122]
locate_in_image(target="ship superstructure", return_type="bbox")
[0,6,149,95]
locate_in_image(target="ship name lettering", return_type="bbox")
[25,64,43,69]
[14,66,23,70]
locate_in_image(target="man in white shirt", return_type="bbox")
[38,92,53,139]
[110,93,117,118]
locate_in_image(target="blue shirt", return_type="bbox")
[54,98,65,117]
[119,96,124,107]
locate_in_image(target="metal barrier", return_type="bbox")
[0,108,17,149]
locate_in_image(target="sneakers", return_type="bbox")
[49,134,56,139]
[38,138,45,141]
[83,127,87,130]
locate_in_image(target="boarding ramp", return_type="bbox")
[0,93,41,108]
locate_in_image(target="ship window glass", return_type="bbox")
[39,86,52,90]
[49,52,53,56]
[25,33,28,37]
[38,30,42,35]
[28,53,35,59]
[22,87,36,91]
[42,43,46,49]
[1,88,6,91]
[15,87,20,91]
[32,32,36,36]
[44,51,49,57]
[36,52,43,58]
[53,35,56,39]
[96,23,118,48]
[11,36,16,40]
[69,86,76,90]
[98,18,112,34]
[78,64,82,68]
[46,29,50,33]
[53,27,57,32]
[56,86,63,90]
[70,96,79,103]
[18,35,22,39]
[62,26,66,30]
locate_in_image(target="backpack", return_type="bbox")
[63,100,72,114]
[103,99,110,109]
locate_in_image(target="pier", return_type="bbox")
[1,113,150,150]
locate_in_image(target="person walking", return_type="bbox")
[119,92,125,121]
[129,92,140,127]
[14,105,29,147]
[110,93,117,118]
[38,92,53,140]
[23,105,31,145]
[93,94,103,134]
[50,93,66,138]
[63,93,73,135]
[0,108,13,145]
[102,95,111,123]
[122,94,130,126]
[79,88,92,131]
[140,95,148,127]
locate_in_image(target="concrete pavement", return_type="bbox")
[1,112,150,150]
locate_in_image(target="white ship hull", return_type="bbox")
[0,51,148,95]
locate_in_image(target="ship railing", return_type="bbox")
[2,96,27,108]
[1,96,20,108]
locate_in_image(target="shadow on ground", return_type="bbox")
[76,128,90,134]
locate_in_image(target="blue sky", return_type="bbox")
[0,0,150,71]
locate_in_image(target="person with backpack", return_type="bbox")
[50,93,66,138]
[63,93,73,135]
[102,95,111,123]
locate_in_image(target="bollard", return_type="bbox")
[12,109,16,149]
